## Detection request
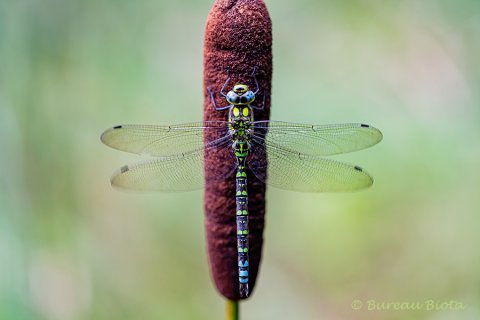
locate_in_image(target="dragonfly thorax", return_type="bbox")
[226,84,256,105]
[232,139,250,157]
[228,105,253,145]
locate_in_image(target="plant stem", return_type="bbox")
[226,300,239,320]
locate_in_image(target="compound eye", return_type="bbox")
[242,108,249,117]
[227,92,235,103]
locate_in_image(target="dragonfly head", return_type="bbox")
[227,84,256,105]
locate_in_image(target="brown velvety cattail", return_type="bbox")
[203,0,272,300]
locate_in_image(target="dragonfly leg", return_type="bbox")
[208,87,231,111]
[220,69,231,97]
[252,66,260,95]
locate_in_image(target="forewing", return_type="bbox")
[101,121,229,156]
[248,137,373,192]
[251,121,382,156]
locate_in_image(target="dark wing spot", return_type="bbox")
[354,166,363,172]
[120,165,129,173]
[360,124,370,128]
[113,125,123,129]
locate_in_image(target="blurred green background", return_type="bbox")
[1,0,480,319]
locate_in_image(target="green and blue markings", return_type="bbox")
[235,152,250,296]
[227,83,256,298]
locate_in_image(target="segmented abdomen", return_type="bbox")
[235,142,249,298]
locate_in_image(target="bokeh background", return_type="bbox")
[1,0,479,319]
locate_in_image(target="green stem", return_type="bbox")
[226,300,239,320]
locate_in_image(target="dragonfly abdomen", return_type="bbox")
[235,145,249,298]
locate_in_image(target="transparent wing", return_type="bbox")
[101,121,229,157]
[248,136,373,192]
[251,121,382,156]
[111,137,236,192]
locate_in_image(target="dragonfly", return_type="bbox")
[101,69,383,298]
